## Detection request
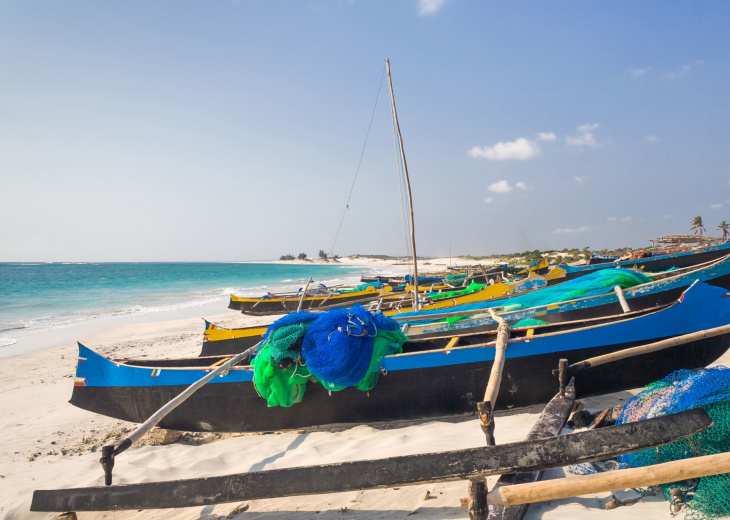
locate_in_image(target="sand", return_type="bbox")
[1,257,723,520]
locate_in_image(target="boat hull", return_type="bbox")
[72,335,730,433]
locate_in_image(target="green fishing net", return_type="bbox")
[617,367,730,519]
[252,311,408,407]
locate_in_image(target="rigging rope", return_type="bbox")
[329,64,386,258]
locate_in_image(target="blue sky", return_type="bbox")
[1,1,729,261]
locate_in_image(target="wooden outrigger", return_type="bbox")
[30,399,712,512]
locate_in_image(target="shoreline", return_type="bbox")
[0,256,494,360]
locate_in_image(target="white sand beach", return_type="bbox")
[1,258,722,520]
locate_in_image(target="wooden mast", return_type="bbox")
[386,58,420,309]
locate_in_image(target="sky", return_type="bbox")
[2,1,730,262]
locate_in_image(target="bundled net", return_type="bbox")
[616,366,730,519]
[252,305,408,407]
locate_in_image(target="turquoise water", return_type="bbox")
[0,262,366,347]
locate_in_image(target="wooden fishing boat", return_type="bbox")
[560,239,730,280]
[230,269,555,317]
[70,281,730,433]
[228,284,388,313]
[398,253,730,336]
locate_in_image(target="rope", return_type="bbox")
[329,64,386,258]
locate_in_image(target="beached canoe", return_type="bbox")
[397,254,730,336]
[70,281,730,433]
[560,239,730,280]
[201,255,730,356]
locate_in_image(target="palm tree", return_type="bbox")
[718,220,729,240]
[690,216,706,236]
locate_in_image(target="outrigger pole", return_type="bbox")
[386,58,421,310]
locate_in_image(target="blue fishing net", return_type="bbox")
[253,305,408,406]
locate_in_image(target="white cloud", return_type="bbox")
[538,132,556,142]
[418,0,446,16]
[488,180,513,194]
[628,67,647,78]
[574,176,587,183]
[566,123,600,147]
[468,138,541,161]
[515,181,529,190]
[553,226,589,234]
[663,214,673,220]
[484,197,493,204]
[645,135,659,143]
[664,61,704,80]
[607,217,617,222]
[621,216,633,223]
[711,203,723,209]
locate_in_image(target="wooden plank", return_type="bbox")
[486,380,575,520]
[488,451,730,506]
[31,408,711,512]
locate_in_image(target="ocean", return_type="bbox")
[0,262,369,350]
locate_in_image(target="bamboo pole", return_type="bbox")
[570,323,730,371]
[487,452,730,506]
[101,340,263,484]
[386,58,420,311]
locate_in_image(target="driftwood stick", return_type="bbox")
[297,277,313,312]
[487,451,730,507]
[613,285,631,313]
[570,323,730,371]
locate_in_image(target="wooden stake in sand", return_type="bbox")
[476,308,510,445]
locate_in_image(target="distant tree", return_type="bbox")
[318,250,328,260]
[718,220,729,240]
[297,252,308,260]
[279,254,295,261]
[690,216,706,236]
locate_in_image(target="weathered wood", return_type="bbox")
[570,323,730,371]
[468,477,488,519]
[488,451,730,506]
[558,359,568,397]
[297,277,313,312]
[477,309,510,444]
[386,58,420,310]
[31,408,711,512]
[483,309,510,408]
[486,379,575,520]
